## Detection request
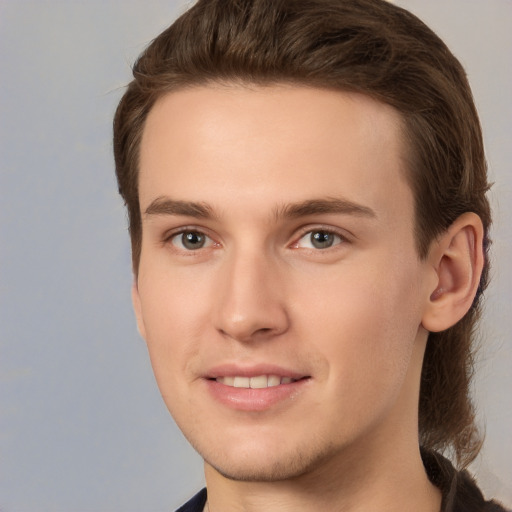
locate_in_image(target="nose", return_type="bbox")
[213,248,289,343]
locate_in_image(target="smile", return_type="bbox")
[207,373,310,411]
[215,375,297,388]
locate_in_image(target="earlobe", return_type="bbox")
[131,280,147,340]
[421,212,484,333]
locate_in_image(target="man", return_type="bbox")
[113,0,509,510]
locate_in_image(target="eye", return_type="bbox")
[170,230,214,250]
[296,230,343,249]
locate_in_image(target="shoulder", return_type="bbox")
[422,450,510,512]
[175,488,207,512]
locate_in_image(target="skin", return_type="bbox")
[133,84,483,512]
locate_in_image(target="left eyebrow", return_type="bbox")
[274,198,377,220]
[143,197,215,219]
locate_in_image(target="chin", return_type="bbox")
[201,439,337,483]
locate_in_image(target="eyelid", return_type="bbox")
[290,225,352,248]
[161,223,352,251]
[163,225,219,251]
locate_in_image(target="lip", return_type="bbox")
[205,363,306,380]
[204,363,311,412]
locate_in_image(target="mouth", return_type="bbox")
[205,367,310,411]
[213,375,301,388]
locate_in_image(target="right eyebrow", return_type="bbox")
[143,197,215,219]
[274,197,376,220]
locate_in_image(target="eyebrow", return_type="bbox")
[274,198,376,220]
[143,196,376,221]
[144,197,215,219]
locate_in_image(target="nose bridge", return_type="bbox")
[214,243,288,342]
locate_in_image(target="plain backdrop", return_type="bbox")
[0,1,510,510]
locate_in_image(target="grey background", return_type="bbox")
[0,1,510,510]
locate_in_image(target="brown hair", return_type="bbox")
[113,0,491,467]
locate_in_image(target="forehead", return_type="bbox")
[139,84,411,225]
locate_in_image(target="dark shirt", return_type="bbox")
[176,488,206,512]
[176,452,510,512]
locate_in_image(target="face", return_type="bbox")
[134,85,434,482]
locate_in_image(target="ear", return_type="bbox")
[131,279,147,341]
[421,212,484,333]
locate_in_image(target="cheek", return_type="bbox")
[139,258,212,330]
[137,267,212,386]
[293,255,423,385]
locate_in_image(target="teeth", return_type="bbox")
[233,376,250,388]
[215,375,298,388]
[267,375,281,387]
[250,375,268,389]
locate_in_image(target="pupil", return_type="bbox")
[311,231,333,249]
[183,231,204,249]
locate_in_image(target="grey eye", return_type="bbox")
[297,230,342,249]
[311,231,336,249]
[172,231,209,250]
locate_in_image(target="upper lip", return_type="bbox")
[204,363,308,380]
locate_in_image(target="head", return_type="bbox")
[114,0,491,468]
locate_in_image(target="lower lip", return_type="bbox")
[205,378,310,412]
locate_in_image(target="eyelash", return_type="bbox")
[292,226,349,251]
[164,228,217,252]
[163,226,349,253]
